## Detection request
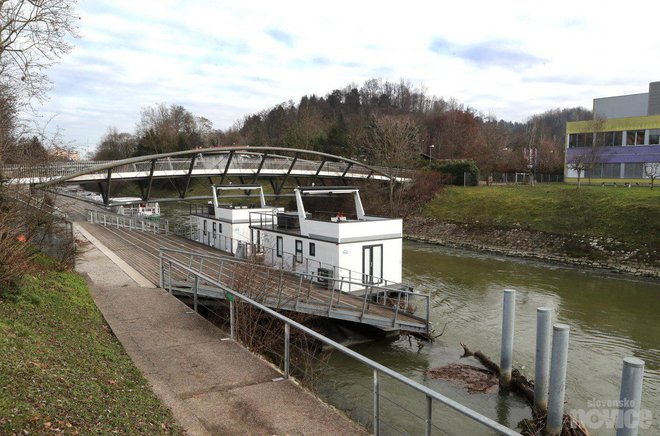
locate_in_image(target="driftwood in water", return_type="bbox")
[459,342,589,435]
[460,342,534,405]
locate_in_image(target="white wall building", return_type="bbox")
[191,185,282,256]
[249,187,403,292]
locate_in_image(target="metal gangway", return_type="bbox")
[159,247,431,334]
[166,252,519,435]
[83,207,430,334]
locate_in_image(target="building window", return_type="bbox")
[309,242,316,257]
[585,163,602,179]
[203,220,207,236]
[649,129,660,145]
[295,240,303,263]
[276,236,283,258]
[596,131,623,147]
[602,163,621,178]
[568,133,594,148]
[627,130,645,146]
[624,163,644,178]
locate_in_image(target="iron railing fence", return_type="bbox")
[157,251,519,436]
[159,247,430,333]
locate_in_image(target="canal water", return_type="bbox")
[159,203,658,434]
[317,241,660,435]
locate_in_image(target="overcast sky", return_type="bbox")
[34,0,660,153]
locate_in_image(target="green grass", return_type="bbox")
[0,255,183,435]
[423,184,660,249]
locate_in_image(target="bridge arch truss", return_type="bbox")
[17,147,410,206]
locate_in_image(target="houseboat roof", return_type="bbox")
[298,186,359,193]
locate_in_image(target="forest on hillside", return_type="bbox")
[90,79,592,176]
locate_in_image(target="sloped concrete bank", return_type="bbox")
[404,217,659,279]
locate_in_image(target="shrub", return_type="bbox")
[429,160,480,186]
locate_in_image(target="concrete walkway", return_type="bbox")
[75,228,366,435]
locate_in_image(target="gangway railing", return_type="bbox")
[87,209,196,240]
[159,247,431,333]
[157,250,519,436]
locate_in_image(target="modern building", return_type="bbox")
[565,81,660,184]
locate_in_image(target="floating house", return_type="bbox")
[190,185,404,293]
[190,185,283,256]
[248,186,403,292]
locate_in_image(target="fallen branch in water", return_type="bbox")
[459,342,588,435]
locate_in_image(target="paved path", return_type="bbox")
[75,226,366,435]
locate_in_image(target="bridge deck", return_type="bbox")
[75,220,429,333]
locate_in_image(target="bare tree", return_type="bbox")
[92,127,136,161]
[0,0,79,104]
[365,114,421,214]
[644,162,659,189]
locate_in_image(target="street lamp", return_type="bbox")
[429,144,435,162]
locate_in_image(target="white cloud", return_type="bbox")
[31,0,660,153]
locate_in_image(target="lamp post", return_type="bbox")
[429,144,435,162]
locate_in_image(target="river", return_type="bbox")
[317,241,660,435]
[159,203,659,434]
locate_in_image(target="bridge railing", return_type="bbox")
[157,249,518,436]
[3,154,416,182]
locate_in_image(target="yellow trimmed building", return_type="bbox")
[565,82,660,185]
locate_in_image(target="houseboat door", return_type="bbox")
[362,244,383,284]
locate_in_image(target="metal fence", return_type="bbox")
[484,172,564,185]
[158,250,520,436]
[159,247,430,333]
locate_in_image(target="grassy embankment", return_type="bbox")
[0,255,182,434]
[422,184,660,250]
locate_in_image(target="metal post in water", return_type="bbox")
[500,289,516,387]
[373,369,380,435]
[534,307,553,413]
[547,324,570,435]
[193,275,199,313]
[616,357,645,436]
[284,322,290,379]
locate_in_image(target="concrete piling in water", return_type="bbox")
[499,289,516,387]
[546,323,570,435]
[534,307,553,413]
[616,357,645,436]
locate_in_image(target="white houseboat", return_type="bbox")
[190,185,283,257]
[111,197,161,219]
[191,185,404,293]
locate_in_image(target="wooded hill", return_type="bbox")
[91,79,592,176]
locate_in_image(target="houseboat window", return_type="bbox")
[203,220,207,236]
[309,242,315,257]
[295,240,303,263]
[276,236,283,258]
[212,222,216,237]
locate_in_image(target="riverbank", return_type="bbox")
[0,254,183,434]
[410,185,659,278]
